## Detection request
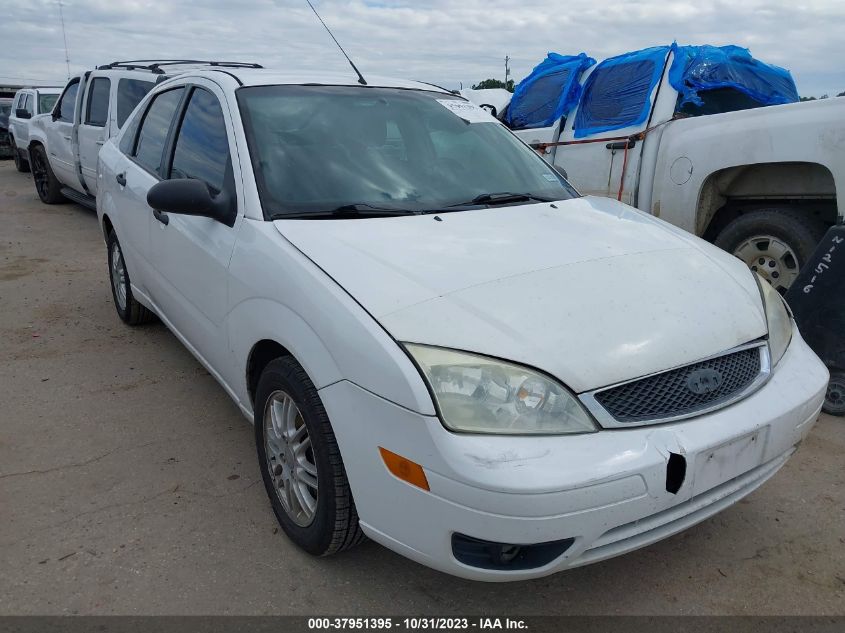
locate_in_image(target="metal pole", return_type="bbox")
[58,0,71,79]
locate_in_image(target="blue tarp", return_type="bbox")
[573,45,673,138]
[669,45,799,108]
[505,53,595,130]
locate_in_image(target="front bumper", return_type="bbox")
[320,326,827,581]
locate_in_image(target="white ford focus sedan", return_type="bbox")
[96,66,828,581]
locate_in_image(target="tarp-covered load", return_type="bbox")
[573,45,672,138]
[669,44,799,109]
[505,53,595,130]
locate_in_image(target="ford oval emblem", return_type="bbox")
[686,368,723,395]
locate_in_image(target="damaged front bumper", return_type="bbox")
[319,324,828,581]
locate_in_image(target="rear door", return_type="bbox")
[114,86,187,296]
[46,78,81,188]
[78,75,111,195]
[147,81,241,371]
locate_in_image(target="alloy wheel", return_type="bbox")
[110,242,128,311]
[263,390,319,527]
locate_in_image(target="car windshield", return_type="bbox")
[237,85,578,217]
[39,94,59,114]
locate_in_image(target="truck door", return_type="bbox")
[77,75,111,196]
[552,47,671,206]
[45,78,81,188]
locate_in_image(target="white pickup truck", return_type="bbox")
[26,62,163,209]
[503,45,845,291]
[27,60,263,210]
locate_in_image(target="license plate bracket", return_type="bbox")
[692,428,768,496]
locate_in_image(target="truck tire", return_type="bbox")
[715,208,825,292]
[30,145,66,204]
[255,356,365,556]
[11,137,30,173]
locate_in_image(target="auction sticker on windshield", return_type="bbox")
[437,99,497,123]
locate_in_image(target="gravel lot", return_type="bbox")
[0,160,843,615]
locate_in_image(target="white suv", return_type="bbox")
[96,67,827,581]
[7,86,62,171]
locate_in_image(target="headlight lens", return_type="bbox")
[405,344,596,435]
[755,274,792,366]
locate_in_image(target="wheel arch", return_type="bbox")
[101,213,114,243]
[246,339,294,410]
[696,161,838,241]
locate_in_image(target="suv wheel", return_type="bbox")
[255,356,365,556]
[12,138,30,173]
[715,208,825,293]
[823,372,845,417]
[30,145,65,204]
[107,230,154,325]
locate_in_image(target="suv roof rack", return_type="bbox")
[96,60,264,75]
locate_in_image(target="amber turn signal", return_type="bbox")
[378,447,430,491]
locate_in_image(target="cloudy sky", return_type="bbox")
[2,0,844,97]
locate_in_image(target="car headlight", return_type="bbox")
[404,344,597,435]
[755,273,793,366]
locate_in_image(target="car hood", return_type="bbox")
[274,196,766,392]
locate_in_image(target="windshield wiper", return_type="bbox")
[443,192,556,209]
[272,203,419,220]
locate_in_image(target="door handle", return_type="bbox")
[153,209,170,226]
[96,140,105,146]
[606,139,636,150]
[115,172,126,186]
[63,135,71,141]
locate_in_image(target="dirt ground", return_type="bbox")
[0,160,843,616]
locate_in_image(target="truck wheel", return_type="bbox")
[107,230,155,325]
[715,208,825,293]
[255,356,365,556]
[30,145,66,204]
[823,372,845,417]
[11,138,30,173]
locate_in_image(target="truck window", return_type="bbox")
[574,61,656,135]
[169,88,229,195]
[85,78,111,127]
[133,88,184,175]
[117,79,154,128]
[39,94,59,114]
[57,80,80,123]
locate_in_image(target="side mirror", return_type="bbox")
[16,109,31,119]
[146,179,235,225]
[553,164,569,181]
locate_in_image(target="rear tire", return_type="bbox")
[107,230,154,326]
[12,139,30,173]
[30,144,65,204]
[255,356,365,556]
[715,208,825,293]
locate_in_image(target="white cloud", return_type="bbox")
[1,0,843,96]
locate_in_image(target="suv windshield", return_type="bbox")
[237,86,577,217]
[39,94,59,114]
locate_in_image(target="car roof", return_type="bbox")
[175,68,453,93]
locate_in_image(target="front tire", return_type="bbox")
[255,356,365,556]
[715,208,825,293]
[30,145,65,204]
[107,230,154,325]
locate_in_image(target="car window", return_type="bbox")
[133,88,184,175]
[85,77,111,127]
[169,88,229,195]
[57,80,80,123]
[38,93,59,114]
[22,94,32,114]
[117,79,154,128]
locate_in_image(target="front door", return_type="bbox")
[46,78,81,187]
[147,83,241,372]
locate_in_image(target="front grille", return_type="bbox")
[593,346,762,423]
